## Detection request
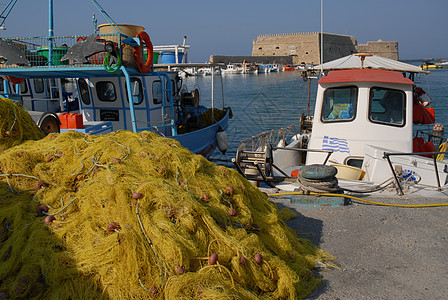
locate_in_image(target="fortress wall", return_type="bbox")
[252,32,398,64]
[322,34,358,62]
[252,32,320,64]
[356,40,399,60]
[210,55,293,65]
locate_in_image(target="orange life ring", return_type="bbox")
[5,76,25,85]
[133,31,153,74]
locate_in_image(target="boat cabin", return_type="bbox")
[305,69,415,168]
[0,70,208,137]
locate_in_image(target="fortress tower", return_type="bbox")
[252,32,398,65]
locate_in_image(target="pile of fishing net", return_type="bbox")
[0,97,45,151]
[0,97,332,299]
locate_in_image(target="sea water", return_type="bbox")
[184,67,448,167]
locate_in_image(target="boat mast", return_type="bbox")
[48,0,54,66]
[320,0,323,72]
[211,63,215,121]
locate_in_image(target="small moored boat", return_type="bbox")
[0,1,230,157]
[234,54,448,198]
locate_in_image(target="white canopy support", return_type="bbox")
[314,54,429,74]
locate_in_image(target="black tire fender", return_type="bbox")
[37,112,61,134]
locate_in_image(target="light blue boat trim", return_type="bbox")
[120,66,137,132]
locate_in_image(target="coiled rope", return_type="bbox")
[296,172,342,193]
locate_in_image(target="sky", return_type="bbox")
[1,0,447,62]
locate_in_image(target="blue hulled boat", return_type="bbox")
[0,0,230,156]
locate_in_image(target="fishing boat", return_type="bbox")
[419,62,443,70]
[241,63,258,74]
[234,54,448,198]
[257,64,271,73]
[195,67,214,76]
[270,64,279,72]
[439,61,448,69]
[0,0,230,157]
[282,65,295,71]
[221,63,243,75]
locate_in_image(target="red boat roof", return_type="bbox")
[318,69,415,85]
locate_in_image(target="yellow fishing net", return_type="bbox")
[0,97,332,299]
[0,97,45,151]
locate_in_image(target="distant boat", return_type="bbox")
[242,63,258,74]
[197,67,213,76]
[221,64,243,75]
[270,64,279,72]
[258,64,271,73]
[282,65,295,71]
[437,61,448,69]
[419,62,443,70]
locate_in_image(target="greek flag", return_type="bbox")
[322,136,350,153]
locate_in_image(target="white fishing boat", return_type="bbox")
[221,63,243,75]
[0,0,230,157]
[270,64,279,72]
[234,54,448,198]
[437,61,448,69]
[241,63,258,74]
[196,67,213,76]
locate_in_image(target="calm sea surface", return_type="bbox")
[184,66,448,167]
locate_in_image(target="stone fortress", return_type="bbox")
[251,32,398,65]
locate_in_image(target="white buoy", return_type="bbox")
[216,127,228,155]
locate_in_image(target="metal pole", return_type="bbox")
[182,36,187,63]
[220,67,225,109]
[320,0,323,72]
[307,72,311,115]
[211,64,215,121]
[432,155,442,190]
[48,0,54,66]
[384,153,404,196]
[121,66,138,132]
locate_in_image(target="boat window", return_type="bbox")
[125,78,144,105]
[369,87,406,126]
[153,80,162,104]
[321,86,358,122]
[34,79,44,94]
[152,80,173,105]
[0,78,4,93]
[19,80,28,94]
[96,81,116,102]
[78,78,91,105]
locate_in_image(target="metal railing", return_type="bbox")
[383,150,448,195]
[1,33,131,68]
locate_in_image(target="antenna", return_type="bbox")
[92,13,98,33]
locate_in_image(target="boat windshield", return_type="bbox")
[369,87,406,126]
[321,86,358,122]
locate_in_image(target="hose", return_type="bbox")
[267,191,448,208]
[103,50,121,73]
